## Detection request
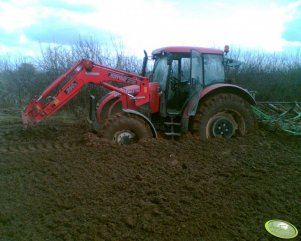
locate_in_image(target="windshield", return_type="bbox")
[151,57,169,89]
[203,54,225,85]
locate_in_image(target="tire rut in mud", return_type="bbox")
[0,141,80,154]
[0,123,86,154]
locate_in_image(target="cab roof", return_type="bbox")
[152,46,224,56]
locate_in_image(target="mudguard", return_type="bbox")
[93,85,157,138]
[95,85,140,127]
[181,83,256,132]
[123,109,157,138]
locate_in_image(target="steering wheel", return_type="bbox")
[170,76,180,91]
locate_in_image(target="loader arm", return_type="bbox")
[22,59,150,127]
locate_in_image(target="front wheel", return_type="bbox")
[192,94,256,139]
[100,113,152,144]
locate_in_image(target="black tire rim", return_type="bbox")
[207,112,238,138]
[212,117,236,138]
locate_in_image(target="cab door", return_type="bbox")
[166,56,190,113]
[165,50,203,113]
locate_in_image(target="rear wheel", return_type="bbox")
[192,93,255,139]
[100,113,152,144]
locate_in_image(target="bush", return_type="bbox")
[226,49,301,101]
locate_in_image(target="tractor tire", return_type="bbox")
[100,113,152,145]
[192,93,256,139]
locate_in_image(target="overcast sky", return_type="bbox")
[0,0,301,58]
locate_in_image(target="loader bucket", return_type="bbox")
[21,109,31,128]
[21,98,45,128]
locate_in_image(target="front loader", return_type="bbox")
[22,46,256,144]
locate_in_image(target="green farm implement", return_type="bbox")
[252,101,301,135]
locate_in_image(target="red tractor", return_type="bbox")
[22,46,256,144]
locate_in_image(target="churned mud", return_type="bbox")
[0,109,300,241]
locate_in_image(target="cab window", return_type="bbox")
[203,54,225,85]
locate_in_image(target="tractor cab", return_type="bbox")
[151,46,226,116]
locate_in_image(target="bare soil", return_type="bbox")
[0,109,300,241]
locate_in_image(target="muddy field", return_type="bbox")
[0,108,300,241]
